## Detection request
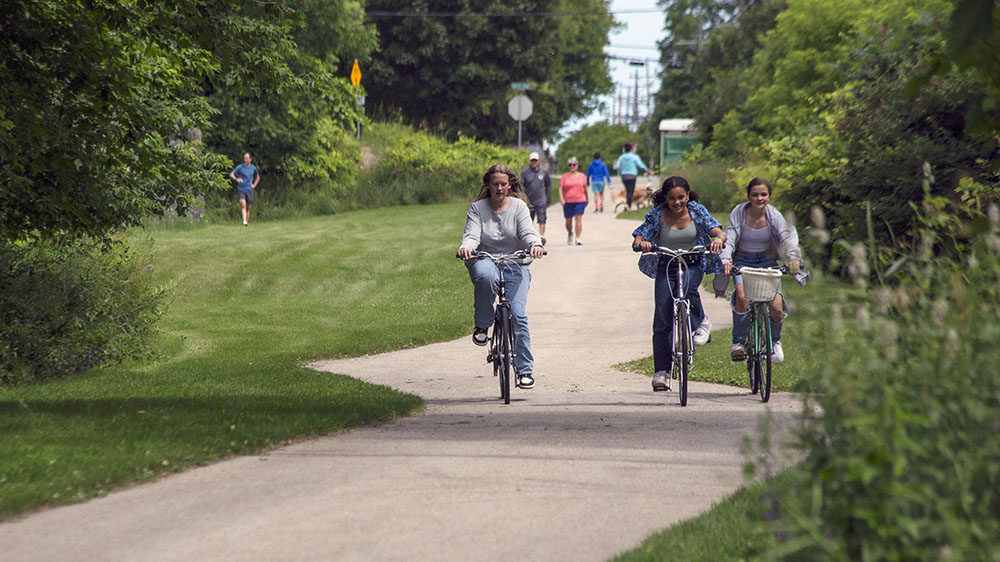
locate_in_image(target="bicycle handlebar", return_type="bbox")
[455,249,547,261]
[631,244,708,257]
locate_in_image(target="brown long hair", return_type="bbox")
[473,164,529,204]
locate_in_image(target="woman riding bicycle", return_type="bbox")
[632,176,725,391]
[458,164,545,390]
[720,177,802,365]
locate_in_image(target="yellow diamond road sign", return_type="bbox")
[351,59,361,86]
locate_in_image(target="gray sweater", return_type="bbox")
[460,197,542,255]
[720,203,802,264]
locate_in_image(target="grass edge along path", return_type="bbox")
[0,204,479,519]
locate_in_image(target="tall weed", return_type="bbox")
[751,199,1000,560]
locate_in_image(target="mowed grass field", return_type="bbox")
[0,204,477,518]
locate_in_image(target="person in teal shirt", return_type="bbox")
[614,143,649,211]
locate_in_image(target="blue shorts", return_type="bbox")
[563,202,587,218]
[590,181,605,193]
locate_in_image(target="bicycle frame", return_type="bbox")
[637,245,708,407]
[732,265,785,403]
[462,250,533,404]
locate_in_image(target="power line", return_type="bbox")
[365,9,660,18]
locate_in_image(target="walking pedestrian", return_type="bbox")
[614,143,648,211]
[586,151,612,213]
[520,152,552,245]
[559,157,588,245]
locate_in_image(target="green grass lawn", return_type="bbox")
[0,204,476,518]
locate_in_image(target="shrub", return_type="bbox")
[751,198,1000,560]
[660,160,734,213]
[0,238,167,383]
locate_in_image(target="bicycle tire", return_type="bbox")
[747,307,758,395]
[494,309,510,404]
[760,306,772,403]
[677,305,690,407]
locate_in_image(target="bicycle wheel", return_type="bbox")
[676,305,690,407]
[759,305,772,403]
[746,308,758,395]
[500,307,517,404]
[492,310,509,404]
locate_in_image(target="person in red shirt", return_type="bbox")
[559,156,589,245]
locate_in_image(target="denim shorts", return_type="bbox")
[590,181,605,192]
[732,250,782,293]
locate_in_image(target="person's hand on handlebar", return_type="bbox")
[530,245,544,259]
[457,247,474,260]
[787,259,800,275]
[633,235,652,252]
[723,260,733,275]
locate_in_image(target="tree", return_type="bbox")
[556,121,642,172]
[363,0,615,143]
[0,0,302,242]
[204,0,376,194]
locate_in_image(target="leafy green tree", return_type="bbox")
[0,0,303,242]
[204,0,375,194]
[363,0,615,143]
[556,121,642,172]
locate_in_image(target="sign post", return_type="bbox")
[351,59,362,137]
[507,94,533,149]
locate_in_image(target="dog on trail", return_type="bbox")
[612,187,654,213]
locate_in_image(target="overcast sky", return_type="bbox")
[556,0,665,145]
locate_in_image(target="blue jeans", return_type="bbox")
[653,262,704,373]
[467,259,534,375]
[731,251,784,345]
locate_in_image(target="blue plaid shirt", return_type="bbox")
[632,201,723,278]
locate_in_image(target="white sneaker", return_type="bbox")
[567,233,575,245]
[771,341,784,364]
[651,371,668,391]
[730,343,746,361]
[693,318,712,346]
[517,374,535,389]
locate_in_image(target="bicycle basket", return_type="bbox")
[740,267,781,302]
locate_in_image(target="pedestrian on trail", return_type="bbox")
[559,156,589,245]
[632,176,725,392]
[520,152,551,245]
[614,142,649,211]
[229,152,259,226]
[458,164,545,390]
[586,151,612,213]
[720,177,807,366]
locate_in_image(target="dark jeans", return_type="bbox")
[652,262,705,373]
[622,175,637,207]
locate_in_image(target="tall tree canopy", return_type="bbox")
[0,0,305,242]
[363,0,616,143]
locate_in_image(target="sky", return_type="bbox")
[555,0,666,146]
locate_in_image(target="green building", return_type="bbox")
[659,119,699,168]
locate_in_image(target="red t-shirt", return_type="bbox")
[560,172,587,203]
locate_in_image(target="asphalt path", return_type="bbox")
[0,190,803,562]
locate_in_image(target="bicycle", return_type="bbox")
[633,244,709,407]
[731,265,786,403]
[458,249,539,404]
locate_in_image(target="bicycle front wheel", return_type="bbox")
[494,309,511,404]
[759,305,772,403]
[676,305,690,407]
[746,308,758,395]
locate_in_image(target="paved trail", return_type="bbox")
[1,192,802,562]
